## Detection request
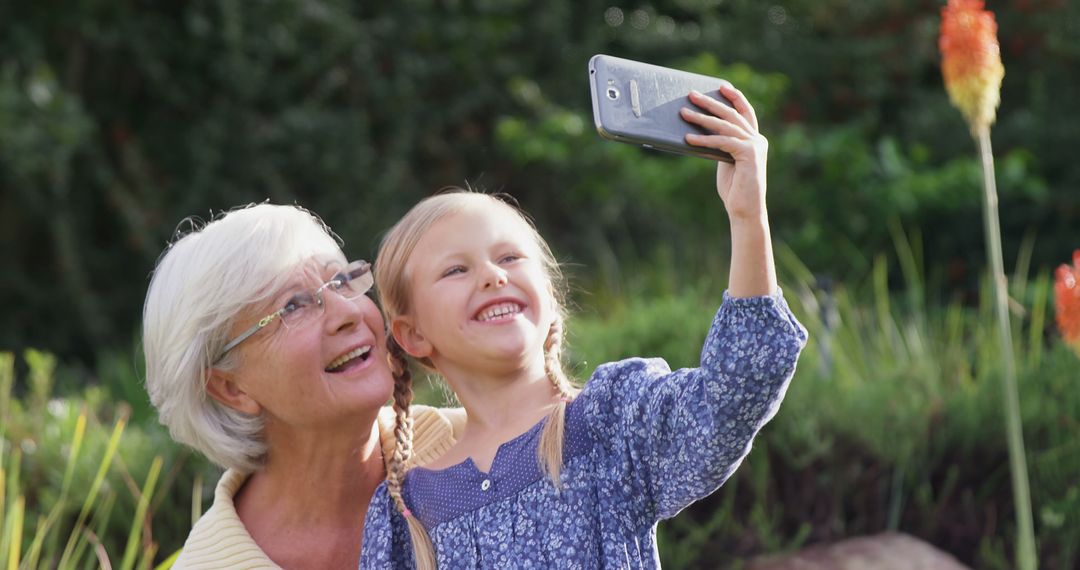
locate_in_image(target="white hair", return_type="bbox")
[142,203,345,471]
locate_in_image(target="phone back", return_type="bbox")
[589,54,734,162]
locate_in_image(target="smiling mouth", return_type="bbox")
[325,346,372,373]
[474,302,524,322]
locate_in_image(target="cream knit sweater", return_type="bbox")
[170,405,463,569]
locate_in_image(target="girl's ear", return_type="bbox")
[205,369,262,416]
[391,316,433,359]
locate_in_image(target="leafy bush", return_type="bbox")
[5,241,1077,568]
[0,350,216,569]
[3,0,1078,369]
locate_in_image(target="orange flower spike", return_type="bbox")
[1056,250,1080,357]
[939,0,1006,132]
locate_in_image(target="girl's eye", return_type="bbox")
[499,253,522,264]
[441,266,466,278]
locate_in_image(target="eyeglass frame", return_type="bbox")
[213,260,373,363]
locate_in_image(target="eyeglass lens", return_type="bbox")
[279,261,372,328]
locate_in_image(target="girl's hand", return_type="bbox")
[680,85,768,224]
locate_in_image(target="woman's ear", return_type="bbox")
[391,316,433,359]
[205,369,262,416]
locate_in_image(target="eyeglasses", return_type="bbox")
[214,260,374,363]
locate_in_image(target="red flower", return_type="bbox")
[1056,250,1080,357]
[939,0,1005,131]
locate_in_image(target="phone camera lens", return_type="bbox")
[606,87,620,100]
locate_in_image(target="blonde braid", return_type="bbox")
[544,317,577,397]
[386,337,436,570]
[537,316,580,488]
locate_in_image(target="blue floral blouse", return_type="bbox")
[360,291,808,569]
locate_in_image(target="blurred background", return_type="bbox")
[1,1,1077,568]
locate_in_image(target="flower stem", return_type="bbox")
[976,125,1037,570]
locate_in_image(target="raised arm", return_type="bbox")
[682,83,777,298]
[582,84,805,521]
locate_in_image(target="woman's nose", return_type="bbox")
[322,289,364,334]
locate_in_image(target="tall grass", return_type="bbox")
[4,235,1075,568]
[0,350,196,569]
[567,240,1078,569]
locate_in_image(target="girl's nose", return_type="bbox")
[482,265,509,289]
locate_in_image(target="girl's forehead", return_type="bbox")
[439,203,533,238]
[429,219,532,259]
[404,206,528,271]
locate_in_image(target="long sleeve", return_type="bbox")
[582,290,807,522]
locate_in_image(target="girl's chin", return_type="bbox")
[482,344,545,366]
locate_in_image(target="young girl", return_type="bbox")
[361,85,807,568]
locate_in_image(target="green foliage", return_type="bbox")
[1,0,615,360]
[0,350,216,569]
[2,1,1079,366]
[1,1,1078,566]
[4,249,1077,567]
[569,288,715,372]
[567,251,1078,569]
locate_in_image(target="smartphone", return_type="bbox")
[589,54,735,163]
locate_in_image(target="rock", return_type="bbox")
[744,532,971,570]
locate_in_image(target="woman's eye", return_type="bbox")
[282,293,311,314]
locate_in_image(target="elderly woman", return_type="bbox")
[142,203,463,569]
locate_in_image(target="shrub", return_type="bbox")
[565,251,1077,569]
[0,350,215,569]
